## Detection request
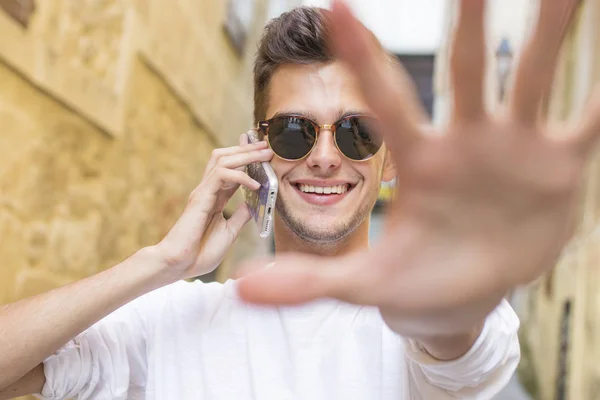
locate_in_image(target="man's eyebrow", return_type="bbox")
[271,110,319,121]
[270,110,370,123]
[335,110,370,121]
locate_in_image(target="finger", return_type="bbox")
[205,142,269,172]
[235,131,262,172]
[567,86,600,156]
[510,0,581,126]
[215,169,261,191]
[191,165,261,203]
[218,148,273,170]
[450,0,487,121]
[239,133,249,146]
[178,170,260,245]
[226,202,252,238]
[328,0,423,156]
[214,142,268,158]
[236,252,379,306]
[238,264,333,305]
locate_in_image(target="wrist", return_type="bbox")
[414,321,484,361]
[126,246,184,290]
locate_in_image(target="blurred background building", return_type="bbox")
[431,0,600,399]
[516,2,600,400]
[0,0,280,315]
[1,0,599,399]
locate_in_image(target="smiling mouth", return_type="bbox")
[293,183,354,195]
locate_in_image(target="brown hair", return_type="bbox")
[253,7,334,124]
[252,7,404,126]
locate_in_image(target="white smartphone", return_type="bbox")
[243,130,278,238]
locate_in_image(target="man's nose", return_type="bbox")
[305,129,342,172]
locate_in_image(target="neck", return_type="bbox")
[272,215,371,257]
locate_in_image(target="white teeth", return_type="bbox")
[298,184,350,194]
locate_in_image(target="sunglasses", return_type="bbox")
[256,114,383,161]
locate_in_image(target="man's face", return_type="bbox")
[265,61,395,243]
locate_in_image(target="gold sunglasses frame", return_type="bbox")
[256,114,382,162]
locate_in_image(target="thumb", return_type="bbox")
[237,256,328,305]
[226,202,252,239]
[236,252,373,305]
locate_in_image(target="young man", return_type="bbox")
[1,1,598,399]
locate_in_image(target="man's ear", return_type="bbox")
[382,149,396,182]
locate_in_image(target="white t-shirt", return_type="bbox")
[35,279,520,400]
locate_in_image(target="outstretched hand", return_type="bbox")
[237,0,599,335]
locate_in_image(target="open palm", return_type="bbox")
[237,0,599,334]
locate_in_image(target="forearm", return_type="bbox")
[0,246,175,391]
[416,294,514,360]
[380,294,503,361]
[399,300,521,397]
[0,364,44,400]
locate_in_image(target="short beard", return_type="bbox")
[275,194,376,244]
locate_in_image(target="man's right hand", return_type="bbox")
[153,134,273,282]
[0,134,273,396]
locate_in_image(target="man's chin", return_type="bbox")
[292,227,351,244]
[283,217,357,243]
[276,197,373,244]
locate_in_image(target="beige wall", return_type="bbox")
[516,1,600,399]
[0,1,271,397]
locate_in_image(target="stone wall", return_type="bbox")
[0,1,271,397]
[519,1,600,399]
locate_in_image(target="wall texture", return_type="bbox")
[0,2,270,397]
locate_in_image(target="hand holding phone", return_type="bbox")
[153,137,272,281]
[242,130,278,238]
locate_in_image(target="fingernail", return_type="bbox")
[261,148,273,153]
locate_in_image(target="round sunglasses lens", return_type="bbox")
[335,117,382,160]
[268,117,316,160]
